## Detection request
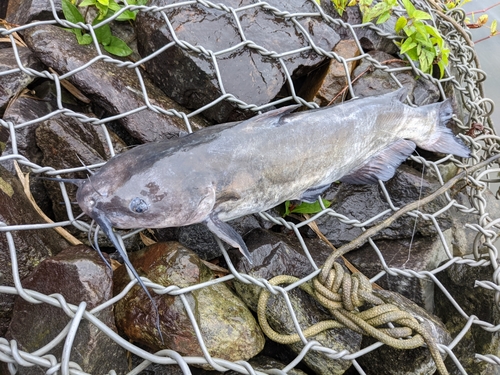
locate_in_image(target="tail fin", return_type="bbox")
[418,99,470,158]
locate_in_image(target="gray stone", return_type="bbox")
[344,232,451,312]
[310,165,453,247]
[351,50,441,106]
[232,229,360,374]
[113,242,265,366]
[0,47,42,114]
[358,289,452,375]
[35,116,107,223]
[136,0,340,123]
[4,246,128,375]
[23,24,210,144]
[435,263,500,375]
[0,165,68,336]
[155,214,263,261]
[6,0,61,25]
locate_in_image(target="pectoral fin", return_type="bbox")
[341,139,416,184]
[205,213,253,264]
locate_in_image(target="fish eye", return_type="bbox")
[88,198,95,207]
[129,197,149,213]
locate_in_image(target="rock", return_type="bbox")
[310,165,453,247]
[35,116,108,222]
[5,0,62,25]
[230,228,334,310]
[4,245,127,375]
[344,233,451,312]
[23,24,210,144]
[318,1,399,54]
[0,47,42,114]
[260,284,361,374]
[351,50,441,105]
[0,165,68,336]
[299,39,361,106]
[231,229,360,374]
[113,242,265,366]
[136,0,340,123]
[130,353,309,374]
[154,215,262,261]
[357,289,452,375]
[435,262,500,375]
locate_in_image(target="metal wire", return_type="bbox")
[1,0,499,374]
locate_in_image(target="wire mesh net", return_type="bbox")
[1,0,500,374]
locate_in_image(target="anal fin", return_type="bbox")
[205,213,252,264]
[340,139,416,184]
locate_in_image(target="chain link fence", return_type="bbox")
[1,0,500,374]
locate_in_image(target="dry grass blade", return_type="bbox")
[48,67,91,103]
[0,19,27,47]
[14,161,82,246]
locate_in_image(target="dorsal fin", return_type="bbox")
[240,104,301,128]
[340,139,416,184]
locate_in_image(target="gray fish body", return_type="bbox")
[72,88,470,278]
[70,89,469,333]
[77,90,468,236]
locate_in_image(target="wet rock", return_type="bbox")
[435,262,500,375]
[260,283,360,374]
[351,50,441,105]
[1,79,84,164]
[130,353,308,375]
[35,116,108,222]
[113,242,265,365]
[154,215,262,261]
[311,165,453,247]
[232,229,360,374]
[23,25,210,144]
[4,245,127,375]
[0,165,68,336]
[299,39,361,106]
[344,232,452,312]
[358,289,452,375]
[0,47,42,115]
[5,0,61,25]
[136,0,340,123]
[318,1,399,54]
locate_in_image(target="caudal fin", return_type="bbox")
[418,99,471,158]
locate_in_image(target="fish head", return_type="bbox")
[75,164,216,230]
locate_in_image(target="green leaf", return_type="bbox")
[402,0,416,17]
[395,16,407,32]
[400,38,417,54]
[97,0,109,6]
[79,0,97,7]
[116,9,137,21]
[412,10,432,20]
[71,28,92,45]
[93,22,112,45]
[108,0,122,11]
[103,35,133,56]
[377,11,391,24]
[95,1,109,18]
[62,0,85,23]
[283,200,291,217]
[290,199,332,215]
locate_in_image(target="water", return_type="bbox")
[462,0,500,130]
